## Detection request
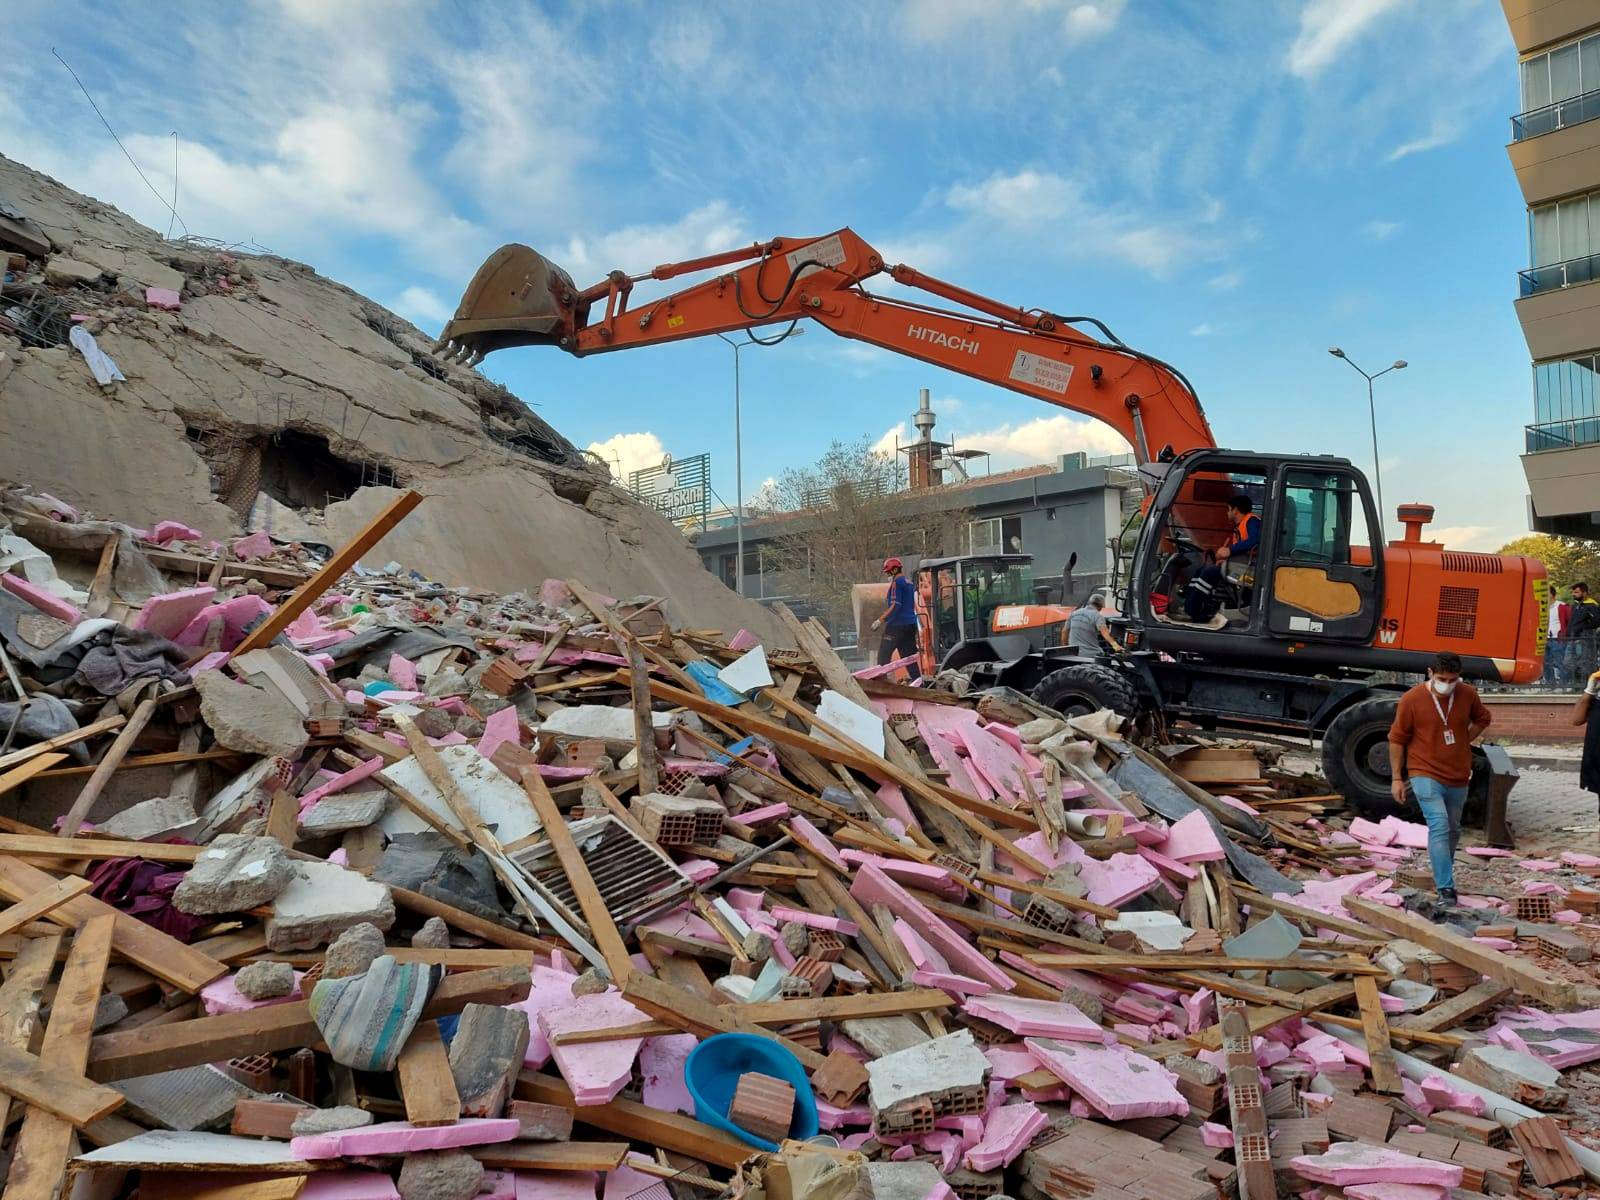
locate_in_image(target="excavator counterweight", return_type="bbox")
[437,244,582,366]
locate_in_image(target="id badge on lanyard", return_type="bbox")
[1432,691,1455,746]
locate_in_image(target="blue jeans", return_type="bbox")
[1410,775,1468,892]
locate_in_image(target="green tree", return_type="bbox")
[1498,534,1600,593]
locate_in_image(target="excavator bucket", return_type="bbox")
[434,244,585,366]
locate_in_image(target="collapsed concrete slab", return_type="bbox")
[268,859,396,950]
[173,834,293,915]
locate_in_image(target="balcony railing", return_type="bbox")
[1513,88,1600,140]
[1526,415,1600,452]
[1520,250,1600,296]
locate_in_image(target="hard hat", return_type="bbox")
[882,557,903,574]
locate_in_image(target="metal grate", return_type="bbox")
[1441,552,1504,575]
[511,815,692,937]
[1435,586,1479,640]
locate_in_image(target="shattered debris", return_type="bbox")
[0,480,1596,1200]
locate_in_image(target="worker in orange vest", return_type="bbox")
[1183,494,1260,622]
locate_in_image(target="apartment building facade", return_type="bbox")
[1507,0,1600,535]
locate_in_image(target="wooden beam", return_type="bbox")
[1029,952,1385,975]
[230,489,423,657]
[4,913,116,1200]
[0,834,205,863]
[515,1071,751,1170]
[1344,896,1576,1007]
[1394,980,1513,1034]
[621,970,826,1070]
[0,714,126,773]
[0,876,94,939]
[0,1039,125,1127]
[471,1141,629,1172]
[520,768,633,984]
[34,748,247,778]
[0,934,62,1131]
[550,987,957,1044]
[87,965,531,1083]
[396,1020,461,1126]
[0,856,226,994]
[59,692,163,838]
[0,752,67,798]
[390,887,563,957]
[265,789,298,850]
[1353,974,1404,1095]
[254,948,532,970]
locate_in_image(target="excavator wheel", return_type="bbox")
[1032,661,1142,723]
[1321,696,1401,818]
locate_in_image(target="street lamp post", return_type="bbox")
[716,328,803,596]
[1328,348,1407,538]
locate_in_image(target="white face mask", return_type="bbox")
[1430,677,1458,696]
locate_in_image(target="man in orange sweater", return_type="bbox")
[1387,651,1492,906]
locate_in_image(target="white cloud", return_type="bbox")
[1429,525,1494,552]
[558,201,749,286]
[393,285,452,329]
[748,477,781,511]
[1286,0,1402,78]
[945,169,1226,275]
[903,0,1125,44]
[586,431,670,482]
[953,414,1132,468]
[1386,121,1461,162]
[1362,219,1403,242]
[1190,322,1217,337]
[873,424,911,456]
[1208,269,1244,292]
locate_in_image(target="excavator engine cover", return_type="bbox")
[435,244,585,365]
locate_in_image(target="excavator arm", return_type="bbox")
[437,228,1216,464]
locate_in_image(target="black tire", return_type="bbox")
[1032,661,1142,722]
[1322,696,1401,818]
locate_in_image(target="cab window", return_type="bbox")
[1279,469,1370,563]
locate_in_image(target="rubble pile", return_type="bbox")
[0,484,1599,1200]
[0,152,775,639]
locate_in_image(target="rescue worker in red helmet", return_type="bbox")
[871,556,921,680]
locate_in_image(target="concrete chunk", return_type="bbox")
[101,795,202,842]
[447,1002,531,1119]
[267,859,395,950]
[195,669,310,760]
[866,1030,991,1115]
[299,789,387,836]
[291,1105,375,1137]
[235,960,295,1000]
[324,922,387,980]
[174,834,293,915]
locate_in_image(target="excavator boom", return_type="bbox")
[438,229,1216,464]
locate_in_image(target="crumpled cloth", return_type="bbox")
[71,626,190,695]
[309,955,443,1071]
[89,855,209,942]
[0,693,90,762]
[69,325,126,386]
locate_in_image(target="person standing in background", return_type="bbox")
[871,557,922,681]
[1387,651,1493,907]
[1570,667,1600,814]
[1547,589,1571,688]
[1570,583,1600,687]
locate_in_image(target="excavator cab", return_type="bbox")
[1124,449,1384,663]
[914,554,1072,675]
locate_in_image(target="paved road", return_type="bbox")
[1504,762,1599,857]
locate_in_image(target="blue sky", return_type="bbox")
[3,0,1533,549]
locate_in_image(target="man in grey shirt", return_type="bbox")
[1066,593,1122,656]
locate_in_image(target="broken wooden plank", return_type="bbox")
[396,1020,461,1127]
[0,752,68,798]
[1344,896,1576,1007]
[1353,974,1404,1095]
[471,1140,630,1172]
[520,767,633,984]
[0,714,126,773]
[0,1038,125,1127]
[621,970,827,1070]
[87,965,532,1083]
[1030,952,1384,975]
[0,834,205,863]
[231,489,423,657]
[515,1071,751,1170]
[265,788,298,850]
[0,876,94,939]
[0,856,226,994]
[59,692,164,838]
[4,913,117,1200]
[1394,980,1514,1034]
[0,934,63,1131]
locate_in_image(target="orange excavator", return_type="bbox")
[438,229,1544,816]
